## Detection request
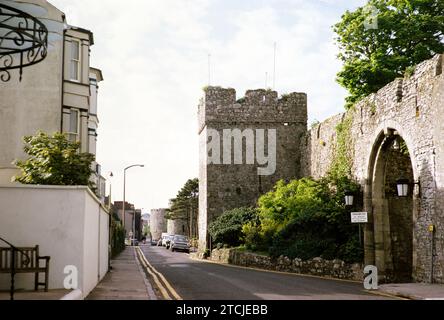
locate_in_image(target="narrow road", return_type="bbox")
[139,245,396,300]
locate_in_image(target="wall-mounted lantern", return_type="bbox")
[345,191,354,207]
[396,179,410,197]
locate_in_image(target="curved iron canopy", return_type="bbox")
[0,3,48,82]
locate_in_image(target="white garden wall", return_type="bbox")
[0,185,109,299]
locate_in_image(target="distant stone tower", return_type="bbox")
[198,87,308,251]
[150,209,167,241]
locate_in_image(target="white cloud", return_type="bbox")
[48,0,365,211]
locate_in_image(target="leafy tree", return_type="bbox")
[13,132,95,187]
[334,0,444,107]
[143,225,150,237]
[208,207,257,248]
[167,178,199,238]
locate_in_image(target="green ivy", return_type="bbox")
[399,140,410,156]
[404,65,417,78]
[370,102,377,115]
[329,112,354,180]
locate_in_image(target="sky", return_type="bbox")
[49,0,366,213]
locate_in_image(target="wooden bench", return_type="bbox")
[0,245,50,292]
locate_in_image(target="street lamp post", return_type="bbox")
[122,164,144,242]
[108,172,114,210]
[107,171,114,271]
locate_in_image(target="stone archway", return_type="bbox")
[364,128,420,283]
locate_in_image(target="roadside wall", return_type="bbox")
[0,185,109,298]
[210,248,364,281]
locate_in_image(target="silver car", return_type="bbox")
[170,235,190,253]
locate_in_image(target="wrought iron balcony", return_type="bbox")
[0,3,48,82]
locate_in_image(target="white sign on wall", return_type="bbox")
[351,212,368,224]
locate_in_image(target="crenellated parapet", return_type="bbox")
[355,53,443,121]
[198,87,307,133]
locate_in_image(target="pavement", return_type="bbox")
[0,289,70,300]
[378,283,444,300]
[87,246,156,300]
[139,245,397,300]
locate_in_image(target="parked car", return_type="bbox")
[158,233,169,246]
[170,235,190,253]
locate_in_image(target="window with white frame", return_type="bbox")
[70,40,81,81]
[67,109,80,142]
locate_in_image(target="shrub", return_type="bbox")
[242,222,269,252]
[111,221,126,257]
[208,207,256,247]
[13,131,95,188]
[337,237,364,264]
[251,176,363,263]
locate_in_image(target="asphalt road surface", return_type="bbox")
[139,245,396,300]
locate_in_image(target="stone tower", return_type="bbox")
[150,209,167,241]
[198,87,308,251]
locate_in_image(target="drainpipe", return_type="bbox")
[60,18,66,132]
[108,211,111,272]
[98,205,101,283]
[430,148,437,284]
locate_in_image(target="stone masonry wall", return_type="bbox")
[210,248,364,281]
[167,219,188,236]
[198,88,307,251]
[301,54,444,283]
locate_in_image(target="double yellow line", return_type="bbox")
[135,247,182,300]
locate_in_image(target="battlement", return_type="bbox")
[354,53,444,120]
[198,87,307,133]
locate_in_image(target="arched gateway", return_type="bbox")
[364,127,418,282]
